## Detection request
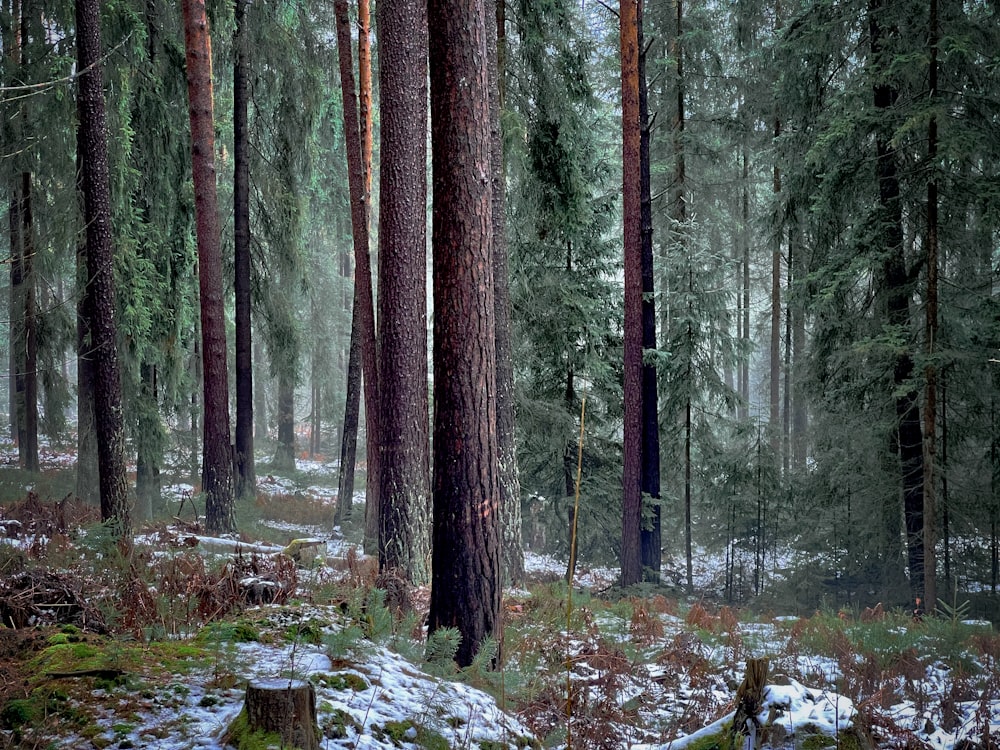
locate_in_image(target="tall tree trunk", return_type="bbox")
[791,224,807,469]
[638,0,661,581]
[489,0,524,586]
[333,0,379,554]
[870,0,924,601]
[20,172,38,472]
[253,337,269,444]
[10,179,25,458]
[77,0,131,545]
[427,0,502,668]
[620,0,643,588]
[182,0,235,535]
[739,148,750,421]
[377,0,431,584]
[335,309,361,528]
[359,0,373,196]
[769,135,781,460]
[922,0,939,609]
[233,0,256,504]
[75,156,99,505]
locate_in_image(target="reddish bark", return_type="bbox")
[182,0,235,534]
[427,0,502,668]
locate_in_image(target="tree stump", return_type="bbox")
[226,679,320,750]
[730,657,769,749]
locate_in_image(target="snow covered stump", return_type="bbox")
[223,678,321,750]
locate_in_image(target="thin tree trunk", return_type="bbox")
[274,373,296,470]
[488,0,524,586]
[182,0,235,535]
[638,0,661,581]
[922,0,939,611]
[77,0,131,545]
[620,0,643,588]
[233,0,256,503]
[333,0,379,554]
[427,0,501,668]
[76,167,99,505]
[377,0,431,584]
[136,363,161,521]
[769,137,781,460]
[20,172,38,472]
[335,305,361,528]
[740,148,750,420]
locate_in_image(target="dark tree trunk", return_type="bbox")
[9,180,25,457]
[769,132,782,460]
[638,0,661,580]
[739,148,750,422]
[335,313,361,528]
[376,0,431,584]
[922,0,939,610]
[427,0,502,668]
[870,0,924,600]
[233,0,256,504]
[488,0,524,587]
[77,0,131,544]
[333,0,379,554]
[620,0,643,588]
[182,0,235,535]
[76,181,99,506]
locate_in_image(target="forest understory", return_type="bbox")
[0,440,997,750]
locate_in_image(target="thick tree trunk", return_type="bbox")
[333,0,379,555]
[182,0,235,535]
[75,197,99,506]
[376,0,431,584]
[620,0,643,588]
[427,0,502,668]
[233,0,256,504]
[228,680,320,750]
[638,0,662,580]
[77,0,131,544]
[488,0,524,587]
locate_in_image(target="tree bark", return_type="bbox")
[135,363,161,521]
[922,0,939,609]
[620,0,643,588]
[77,0,131,545]
[638,0,662,581]
[233,0,256,504]
[377,0,431,584]
[427,0,502,668]
[19,172,38,473]
[488,0,524,587]
[333,0,379,554]
[869,0,924,600]
[229,679,320,750]
[273,372,296,471]
[182,0,235,535]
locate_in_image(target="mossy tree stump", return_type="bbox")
[226,678,320,750]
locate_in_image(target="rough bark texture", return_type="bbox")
[233,0,256,504]
[638,0,662,580]
[336,313,361,527]
[233,680,320,750]
[77,0,131,541]
[333,0,380,554]
[870,0,924,599]
[76,198,99,506]
[376,0,431,584]
[488,0,524,586]
[620,0,643,587]
[427,0,502,668]
[182,0,235,535]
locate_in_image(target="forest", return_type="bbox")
[0,0,998,747]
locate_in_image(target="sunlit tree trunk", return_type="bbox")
[182,0,235,535]
[333,0,379,553]
[620,0,643,588]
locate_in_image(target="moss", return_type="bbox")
[323,708,360,739]
[380,719,450,750]
[197,621,261,644]
[799,734,837,750]
[314,672,368,691]
[223,708,286,750]
[0,698,38,730]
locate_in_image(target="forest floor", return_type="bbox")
[0,443,998,749]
